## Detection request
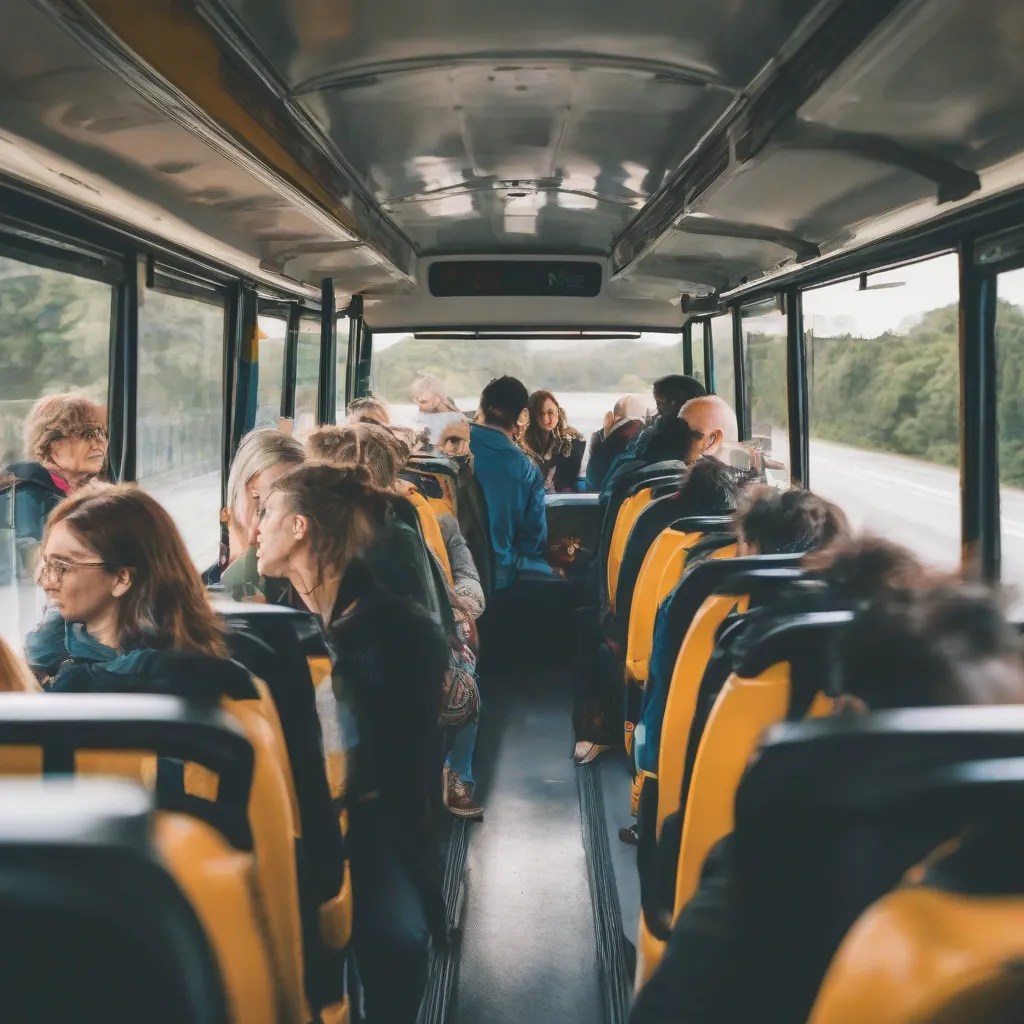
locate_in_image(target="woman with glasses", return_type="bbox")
[24,483,226,687]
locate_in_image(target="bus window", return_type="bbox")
[137,290,224,572]
[0,255,112,649]
[255,315,287,429]
[294,318,321,438]
[709,314,735,409]
[803,253,961,569]
[741,305,789,483]
[336,314,350,415]
[995,267,1024,595]
[368,332,677,440]
[690,328,706,390]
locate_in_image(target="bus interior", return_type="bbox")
[2,0,1024,1022]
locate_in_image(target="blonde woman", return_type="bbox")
[410,375,465,444]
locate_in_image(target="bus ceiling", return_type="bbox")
[0,0,1022,304]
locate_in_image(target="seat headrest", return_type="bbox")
[406,454,459,479]
[216,599,330,658]
[670,514,734,534]
[734,607,853,678]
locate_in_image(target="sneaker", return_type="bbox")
[574,741,612,765]
[445,769,483,820]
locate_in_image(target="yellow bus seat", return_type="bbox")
[407,488,454,585]
[607,486,655,613]
[624,529,701,686]
[402,456,459,518]
[0,776,269,1024]
[0,699,282,1023]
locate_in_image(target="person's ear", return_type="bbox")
[110,568,133,598]
[292,513,309,542]
[705,428,723,452]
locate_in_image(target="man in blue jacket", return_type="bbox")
[469,376,557,590]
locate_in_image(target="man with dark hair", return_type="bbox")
[653,374,707,419]
[469,376,556,589]
[735,486,849,556]
[629,541,1024,1024]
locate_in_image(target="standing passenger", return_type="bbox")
[410,375,465,444]
[255,463,450,1024]
[522,390,587,493]
[469,376,557,589]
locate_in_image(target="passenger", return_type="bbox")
[345,395,391,426]
[585,394,647,492]
[344,422,486,818]
[438,419,471,459]
[24,484,227,688]
[2,394,107,563]
[653,374,708,422]
[678,395,739,463]
[255,462,450,1023]
[631,485,849,779]
[220,428,304,600]
[522,390,587,493]
[0,636,41,692]
[469,376,557,589]
[303,424,447,615]
[735,485,849,556]
[410,375,465,444]
[629,543,1024,1024]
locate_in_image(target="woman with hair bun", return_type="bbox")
[256,462,450,1024]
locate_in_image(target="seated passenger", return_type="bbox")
[220,428,305,600]
[345,395,391,426]
[438,419,471,458]
[304,425,448,616]
[0,635,41,692]
[411,375,465,445]
[469,376,558,589]
[522,390,586,494]
[2,394,107,570]
[24,484,227,688]
[678,395,739,463]
[601,375,706,495]
[629,543,1024,1024]
[585,394,647,492]
[632,485,847,779]
[255,462,450,1023]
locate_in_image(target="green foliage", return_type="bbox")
[370,336,683,404]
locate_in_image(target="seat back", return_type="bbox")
[0,777,236,1024]
[607,486,656,611]
[403,454,459,517]
[733,710,1024,1024]
[407,489,454,585]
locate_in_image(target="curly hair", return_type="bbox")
[523,389,584,460]
[24,394,106,463]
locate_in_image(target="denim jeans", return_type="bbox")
[445,715,479,784]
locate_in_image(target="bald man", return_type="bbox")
[585,394,648,491]
[679,395,739,462]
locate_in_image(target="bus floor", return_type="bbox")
[449,668,636,1024]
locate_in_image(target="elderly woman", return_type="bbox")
[3,394,107,557]
[410,375,465,444]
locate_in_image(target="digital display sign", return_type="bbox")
[428,261,602,298]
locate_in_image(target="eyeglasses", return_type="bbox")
[36,557,116,585]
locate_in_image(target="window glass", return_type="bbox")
[137,290,224,571]
[369,332,677,440]
[803,253,961,569]
[690,326,706,390]
[294,319,321,439]
[255,315,287,429]
[336,315,350,417]
[741,305,789,482]
[0,256,112,650]
[995,267,1024,594]
[709,314,735,409]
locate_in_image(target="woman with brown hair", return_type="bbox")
[522,389,586,493]
[24,483,226,687]
[256,462,450,1024]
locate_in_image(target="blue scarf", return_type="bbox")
[25,610,156,683]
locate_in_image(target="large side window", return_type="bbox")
[802,253,961,568]
[709,314,735,409]
[255,314,287,429]
[995,267,1024,592]
[0,255,113,648]
[336,314,350,417]
[294,318,321,439]
[741,304,789,480]
[137,289,224,571]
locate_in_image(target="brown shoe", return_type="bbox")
[445,770,483,820]
[574,741,612,765]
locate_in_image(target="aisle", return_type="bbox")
[450,670,603,1024]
